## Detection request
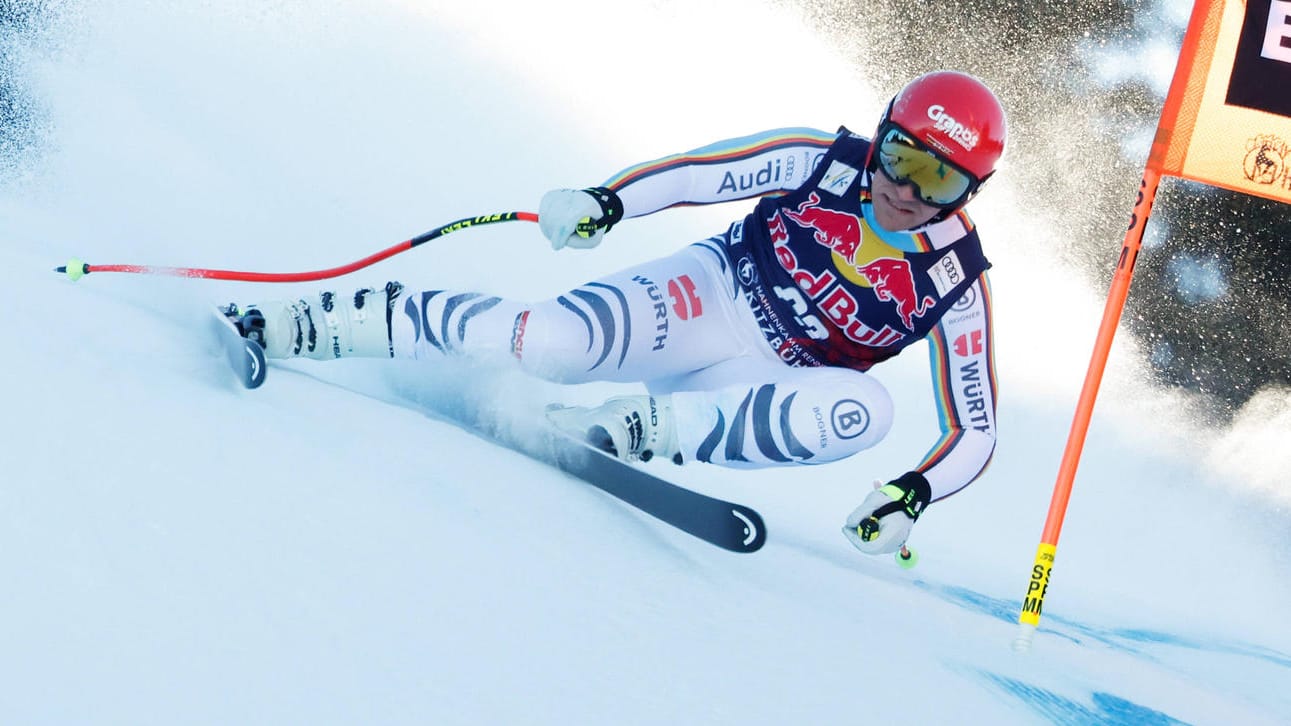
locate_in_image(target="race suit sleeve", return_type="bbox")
[915,273,998,501]
[600,127,837,219]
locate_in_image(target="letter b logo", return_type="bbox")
[830,399,871,440]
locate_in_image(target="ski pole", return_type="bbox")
[55,211,538,283]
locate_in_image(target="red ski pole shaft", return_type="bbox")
[56,211,538,283]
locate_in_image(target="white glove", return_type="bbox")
[538,187,623,250]
[842,472,932,555]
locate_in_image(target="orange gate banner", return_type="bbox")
[1152,0,1291,204]
[1014,0,1291,649]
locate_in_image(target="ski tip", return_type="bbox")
[243,340,267,389]
[730,507,767,553]
[212,306,269,389]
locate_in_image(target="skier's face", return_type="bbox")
[869,170,942,231]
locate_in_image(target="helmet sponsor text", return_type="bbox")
[927,104,980,151]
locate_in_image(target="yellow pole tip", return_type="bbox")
[65,257,86,281]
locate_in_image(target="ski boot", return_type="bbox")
[222,284,401,360]
[547,395,682,464]
[218,303,268,349]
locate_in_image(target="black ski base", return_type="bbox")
[486,423,767,553]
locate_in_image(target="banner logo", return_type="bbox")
[1227,1,1291,116]
[1263,0,1291,63]
[1243,134,1291,188]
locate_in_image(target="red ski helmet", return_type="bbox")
[870,71,1006,210]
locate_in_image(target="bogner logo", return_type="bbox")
[927,104,979,151]
[830,399,870,439]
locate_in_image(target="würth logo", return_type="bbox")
[667,275,703,321]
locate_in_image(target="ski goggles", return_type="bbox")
[874,122,981,209]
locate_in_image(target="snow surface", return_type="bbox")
[2,1,1289,724]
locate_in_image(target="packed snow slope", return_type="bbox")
[1,2,1288,724]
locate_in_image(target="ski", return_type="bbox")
[210,305,765,552]
[212,306,267,389]
[459,417,767,553]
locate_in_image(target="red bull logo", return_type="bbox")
[768,211,906,349]
[856,257,935,331]
[782,192,862,261]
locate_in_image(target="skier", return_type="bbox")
[224,70,1004,557]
